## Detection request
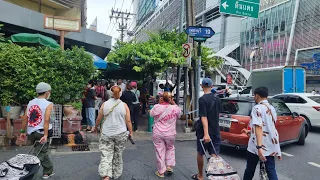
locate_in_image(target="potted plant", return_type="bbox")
[0,91,21,120]
[63,101,82,118]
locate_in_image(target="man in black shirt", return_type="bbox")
[192,78,221,180]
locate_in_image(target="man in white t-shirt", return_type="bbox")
[20,82,55,179]
[243,87,282,180]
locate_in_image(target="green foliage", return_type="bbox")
[108,31,221,77]
[0,43,95,105]
[0,24,4,42]
[70,101,82,111]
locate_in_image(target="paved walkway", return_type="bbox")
[84,115,196,143]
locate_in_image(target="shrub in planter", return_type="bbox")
[0,43,95,107]
[63,101,82,118]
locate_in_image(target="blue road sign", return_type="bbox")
[185,26,215,38]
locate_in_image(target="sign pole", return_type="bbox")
[195,42,202,118]
[60,31,65,50]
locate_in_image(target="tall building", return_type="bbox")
[0,0,111,58]
[133,0,245,85]
[240,0,320,90]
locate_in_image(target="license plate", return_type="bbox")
[219,120,231,128]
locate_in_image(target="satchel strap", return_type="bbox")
[100,100,121,129]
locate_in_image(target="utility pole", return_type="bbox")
[185,0,196,131]
[175,0,185,104]
[110,9,135,42]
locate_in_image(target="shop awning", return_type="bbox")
[86,52,108,69]
[11,33,60,49]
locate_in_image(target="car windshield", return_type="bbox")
[308,96,320,104]
[221,100,252,116]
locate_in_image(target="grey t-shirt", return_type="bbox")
[85,88,96,108]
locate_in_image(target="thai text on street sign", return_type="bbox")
[185,26,215,38]
[44,15,81,32]
[219,0,260,18]
[182,43,192,66]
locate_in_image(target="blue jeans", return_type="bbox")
[85,107,95,127]
[243,151,278,180]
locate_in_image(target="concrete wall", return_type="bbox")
[56,7,81,19]
[4,0,81,20]
[224,16,241,46]
[204,17,222,52]
[4,0,56,15]
[0,1,111,57]
[206,0,219,9]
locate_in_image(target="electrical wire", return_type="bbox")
[105,0,117,34]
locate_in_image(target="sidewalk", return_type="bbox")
[84,115,196,143]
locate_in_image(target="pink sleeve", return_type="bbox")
[174,105,182,118]
[150,104,159,117]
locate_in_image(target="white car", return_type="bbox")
[229,86,253,98]
[272,93,320,128]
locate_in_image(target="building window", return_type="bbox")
[164,2,168,9]
[274,26,279,33]
[280,21,285,31]
[196,18,202,26]
[206,10,219,22]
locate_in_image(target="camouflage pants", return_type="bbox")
[98,131,128,179]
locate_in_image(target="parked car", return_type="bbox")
[272,93,320,128]
[219,97,309,150]
[229,86,253,98]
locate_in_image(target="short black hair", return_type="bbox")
[38,92,46,96]
[254,87,268,98]
[88,80,94,86]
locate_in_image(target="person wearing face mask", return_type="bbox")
[243,87,281,180]
[19,82,55,179]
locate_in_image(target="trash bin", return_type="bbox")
[147,105,154,132]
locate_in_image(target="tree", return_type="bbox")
[107,31,220,78]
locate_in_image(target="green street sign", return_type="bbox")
[219,0,260,18]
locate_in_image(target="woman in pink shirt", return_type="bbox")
[150,92,182,178]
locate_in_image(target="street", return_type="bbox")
[1,128,320,180]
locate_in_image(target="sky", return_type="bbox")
[86,0,133,44]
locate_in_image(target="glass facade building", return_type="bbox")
[240,0,320,73]
[136,0,157,26]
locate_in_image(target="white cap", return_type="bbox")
[36,82,51,93]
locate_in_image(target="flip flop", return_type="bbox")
[191,174,200,180]
[166,167,173,174]
[155,171,164,178]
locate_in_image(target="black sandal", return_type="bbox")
[191,174,200,180]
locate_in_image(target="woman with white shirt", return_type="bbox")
[95,86,133,180]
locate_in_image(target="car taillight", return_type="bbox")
[312,106,320,111]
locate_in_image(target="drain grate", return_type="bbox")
[71,144,90,151]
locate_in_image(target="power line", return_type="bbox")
[105,0,117,34]
[110,8,135,42]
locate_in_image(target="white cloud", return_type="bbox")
[87,0,133,44]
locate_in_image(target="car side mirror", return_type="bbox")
[292,112,299,118]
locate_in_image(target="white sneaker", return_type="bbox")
[42,172,55,179]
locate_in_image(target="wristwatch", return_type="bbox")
[256,145,262,149]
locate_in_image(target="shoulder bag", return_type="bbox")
[194,94,217,134]
[99,100,121,133]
